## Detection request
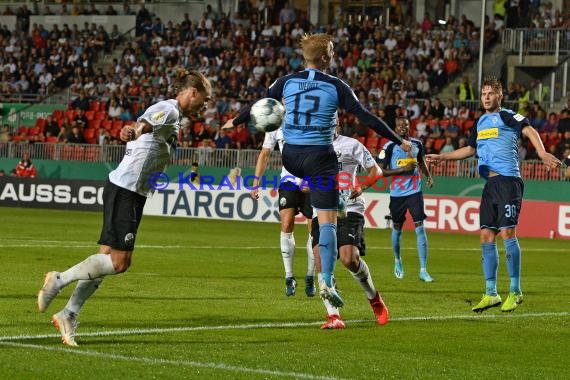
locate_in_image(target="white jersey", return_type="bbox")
[262,128,303,186]
[333,134,379,215]
[109,99,181,197]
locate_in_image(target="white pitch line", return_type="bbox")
[0,239,568,252]
[1,312,567,343]
[0,341,342,380]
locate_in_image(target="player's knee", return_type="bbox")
[500,228,517,240]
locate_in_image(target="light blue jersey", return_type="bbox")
[232,68,403,146]
[468,108,528,179]
[378,138,424,197]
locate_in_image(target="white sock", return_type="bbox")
[59,253,116,287]
[64,278,104,316]
[306,235,315,276]
[280,232,295,278]
[318,273,340,316]
[350,259,377,299]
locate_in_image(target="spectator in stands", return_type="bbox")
[456,76,475,104]
[278,3,295,26]
[70,90,91,111]
[541,112,559,134]
[415,115,429,141]
[0,124,11,143]
[15,153,37,178]
[214,128,232,149]
[440,136,456,153]
[73,109,88,128]
[445,117,461,140]
[0,169,5,176]
[67,125,85,144]
[457,105,470,121]
[44,115,60,138]
[444,99,458,118]
[232,123,250,149]
[107,98,122,119]
[429,118,444,139]
[406,97,421,120]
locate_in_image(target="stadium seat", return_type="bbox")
[53,110,64,120]
[88,119,102,130]
[28,127,40,137]
[101,120,113,130]
[95,111,107,120]
[46,136,59,144]
[85,110,95,121]
[35,118,47,132]
[462,119,475,133]
[366,136,379,151]
[65,110,76,121]
[112,120,124,130]
[433,138,445,152]
[83,128,96,144]
[356,136,366,145]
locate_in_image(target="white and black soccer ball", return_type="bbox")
[250,98,285,132]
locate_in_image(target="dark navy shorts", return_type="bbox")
[389,191,426,224]
[282,144,339,210]
[480,175,524,230]
[311,212,366,256]
[98,180,147,251]
[278,181,313,218]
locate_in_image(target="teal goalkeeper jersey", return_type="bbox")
[468,108,529,179]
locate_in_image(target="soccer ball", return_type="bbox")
[250,98,285,132]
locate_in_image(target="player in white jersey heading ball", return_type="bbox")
[312,127,389,328]
[251,127,315,297]
[37,69,212,346]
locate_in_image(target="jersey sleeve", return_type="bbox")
[500,110,529,135]
[377,142,395,168]
[467,117,479,148]
[354,141,377,170]
[139,102,179,136]
[262,130,278,149]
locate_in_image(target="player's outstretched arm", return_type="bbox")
[522,125,562,169]
[426,146,476,165]
[251,147,272,199]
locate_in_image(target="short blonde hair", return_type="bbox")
[172,69,211,95]
[482,75,503,95]
[300,33,334,64]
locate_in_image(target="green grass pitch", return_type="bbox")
[0,207,568,379]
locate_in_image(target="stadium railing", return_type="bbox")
[502,28,570,57]
[0,142,565,181]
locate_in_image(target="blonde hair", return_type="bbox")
[300,33,334,64]
[172,69,211,95]
[482,75,503,95]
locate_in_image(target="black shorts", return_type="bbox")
[282,144,339,210]
[389,192,426,224]
[278,181,313,218]
[98,180,147,251]
[311,212,366,256]
[480,175,524,230]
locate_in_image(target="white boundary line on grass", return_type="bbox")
[1,312,567,379]
[0,341,339,380]
[1,239,568,252]
[1,312,567,342]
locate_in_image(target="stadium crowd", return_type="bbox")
[0,1,568,167]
